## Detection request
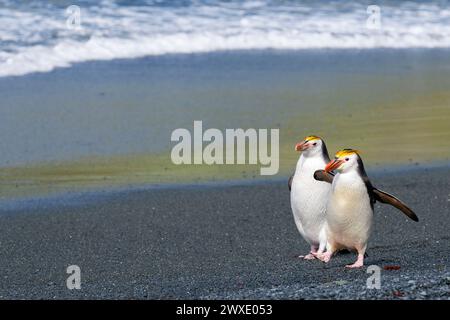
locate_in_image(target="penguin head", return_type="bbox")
[294,135,326,158]
[325,149,360,173]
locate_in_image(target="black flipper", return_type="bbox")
[288,175,293,191]
[313,170,419,222]
[372,188,419,222]
[313,169,334,184]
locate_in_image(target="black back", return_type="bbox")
[356,155,375,208]
[321,139,331,162]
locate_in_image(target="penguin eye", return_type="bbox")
[313,142,317,146]
[345,158,349,161]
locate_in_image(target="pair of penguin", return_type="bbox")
[289,135,418,268]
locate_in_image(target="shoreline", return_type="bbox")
[3,47,450,81]
[2,48,450,164]
[1,48,450,201]
[1,161,449,210]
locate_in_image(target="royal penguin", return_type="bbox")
[289,135,331,259]
[313,149,418,268]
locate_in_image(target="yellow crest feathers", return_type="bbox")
[304,135,321,142]
[335,149,359,158]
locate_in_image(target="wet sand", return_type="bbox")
[1,49,450,199]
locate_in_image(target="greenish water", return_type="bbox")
[0,49,449,199]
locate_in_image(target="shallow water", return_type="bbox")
[0,49,450,198]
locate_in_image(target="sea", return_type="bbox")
[1,0,450,77]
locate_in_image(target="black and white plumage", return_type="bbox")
[313,149,418,268]
[289,136,331,259]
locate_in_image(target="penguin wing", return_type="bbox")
[314,169,419,222]
[372,188,419,222]
[313,169,334,184]
[288,175,293,191]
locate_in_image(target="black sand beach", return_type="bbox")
[0,166,448,299]
[2,0,450,303]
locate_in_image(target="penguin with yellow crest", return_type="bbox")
[313,149,418,268]
[289,135,331,260]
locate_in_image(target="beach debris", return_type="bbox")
[384,265,401,271]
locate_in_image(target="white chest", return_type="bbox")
[327,172,373,233]
[290,156,330,217]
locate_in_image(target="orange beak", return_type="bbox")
[325,159,344,172]
[295,141,308,151]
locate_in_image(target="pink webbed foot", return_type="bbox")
[345,254,364,268]
[312,251,332,263]
[345,261,364,268]
[299,246,318,260]
[298,253,316,260]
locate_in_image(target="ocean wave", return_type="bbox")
[1,0,450,77]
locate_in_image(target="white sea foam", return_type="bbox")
[1,0,450,77]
